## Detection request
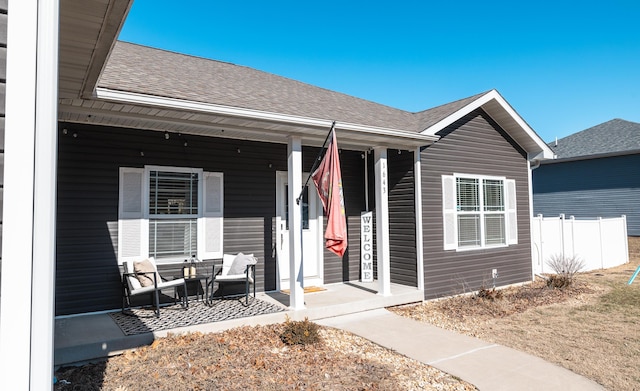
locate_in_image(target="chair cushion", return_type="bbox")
[133,259,162,287]
[227,253,255,275]
[129,278,186,296]
[221,253,237,276]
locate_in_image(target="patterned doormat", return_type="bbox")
[110,298,285,336]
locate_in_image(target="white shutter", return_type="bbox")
[505,179,518,245]
[118,168,147,263]
[199,172,224,259]
[442,175,457,250]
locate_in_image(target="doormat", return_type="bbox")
[110,298,285,336]
[281,286,326,295]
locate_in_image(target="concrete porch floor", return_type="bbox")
[54,282,424,367]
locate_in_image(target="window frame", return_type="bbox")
[442,173,516,252]
[145,166,203,263]
[118,165,223,265]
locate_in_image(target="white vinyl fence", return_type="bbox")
[532,214,629,274]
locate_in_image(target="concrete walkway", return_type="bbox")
[317,309,604,391]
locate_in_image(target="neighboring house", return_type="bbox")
[533,119,640,236]
[0,1,553,386]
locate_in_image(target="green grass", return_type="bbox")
[580,276,640,318]
[598,284,640,311]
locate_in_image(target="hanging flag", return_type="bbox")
[312,128,348,257]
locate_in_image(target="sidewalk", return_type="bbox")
[317,309,604,391]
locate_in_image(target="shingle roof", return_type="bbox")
[550,119,640,159]
[413,91,491,131]
[99,42,419,130]
[98,42,492,133]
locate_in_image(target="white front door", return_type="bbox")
[276,171,323,290]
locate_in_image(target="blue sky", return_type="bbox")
[119,0,640,143]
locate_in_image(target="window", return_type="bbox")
[284,185,309,230]
[442,174,516,251]
[148,170,199,260]
[118,166,223,263]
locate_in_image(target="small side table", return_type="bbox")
[177,275,210,303]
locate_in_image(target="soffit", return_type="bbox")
[421,90,554,160]
[58,97,437,150]
[58,0,133,99]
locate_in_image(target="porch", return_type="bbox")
[54,282,424,366]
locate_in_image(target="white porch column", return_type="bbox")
[374,148,391,296]
[287,136,305,310]
[414,148,425,292]
[0,0,59,389]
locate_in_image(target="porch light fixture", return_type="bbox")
[164,131,170,140]
[177,133,187,147]
[140,151,145,157]
[237,148,241,153]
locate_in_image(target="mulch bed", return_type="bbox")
[54,324,476,391]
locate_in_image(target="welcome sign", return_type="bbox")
[361,211,373,282]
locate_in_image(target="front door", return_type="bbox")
[276,171,323,290]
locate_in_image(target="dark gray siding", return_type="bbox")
[322,148,417,287]
[533,154,640,236]
[421,109,532,299]
[56,123,286,314]
[388,150,417,287]
[56,123,367,315]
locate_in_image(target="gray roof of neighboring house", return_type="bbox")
[98,42,490,132]
[550,119,640,159]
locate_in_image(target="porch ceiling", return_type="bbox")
[58,96,438,150]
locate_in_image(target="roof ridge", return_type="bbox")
[117,40,240,67]
[550,118,640,158]
[412,90,492,115]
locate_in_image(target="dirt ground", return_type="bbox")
[55,238,640,390]
[54,324,476,391]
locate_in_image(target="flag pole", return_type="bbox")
[296,121,336,205]
[293,121,335,297]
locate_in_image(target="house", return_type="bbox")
[0,0,553,387]
[533,119,640,236]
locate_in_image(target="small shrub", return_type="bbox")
[546,274,572,289]
[476,287,503,301]
[546,254,586,289]
[280,316,320,346]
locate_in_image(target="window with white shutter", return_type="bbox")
[442,174,516,251]
[199,172,224,260]
[118,168,146,262]
[118,166,224,264]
